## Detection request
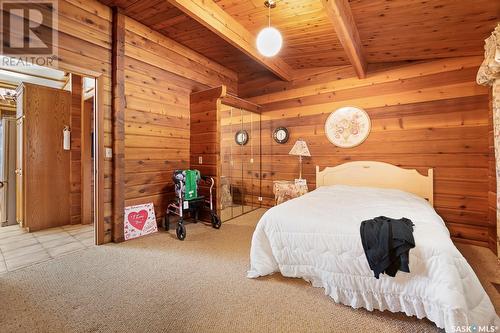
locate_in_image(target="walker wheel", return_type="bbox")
[211,214,221,229]
[176,222,186,240]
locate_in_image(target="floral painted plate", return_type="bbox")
[325,106,371,148]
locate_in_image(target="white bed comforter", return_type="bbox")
[248,185,499,332]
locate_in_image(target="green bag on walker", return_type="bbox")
[184,169,200,200]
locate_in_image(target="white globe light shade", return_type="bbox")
[256,27,283,57]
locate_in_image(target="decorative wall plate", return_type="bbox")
[235,129,249,145]
[273,127,289,144]
[325,106,371,148]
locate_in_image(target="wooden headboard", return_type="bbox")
[316,161,434,205]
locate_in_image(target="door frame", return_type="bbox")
[59,64,105,245]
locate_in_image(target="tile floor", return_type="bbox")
[0,224,94,274]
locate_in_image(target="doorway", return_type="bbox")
[0,58,100,273]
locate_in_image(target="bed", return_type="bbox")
[248,161,498,332]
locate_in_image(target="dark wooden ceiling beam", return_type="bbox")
[321,0,367,79]
[166,0,294,81]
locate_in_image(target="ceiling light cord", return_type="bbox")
[268,5,271,28]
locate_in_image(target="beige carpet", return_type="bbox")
[0,209,497,333]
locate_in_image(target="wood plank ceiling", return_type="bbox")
[99,0,499,77]
[166,0,294,80]
[98,0,267,75]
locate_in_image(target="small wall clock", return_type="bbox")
[273,127,289,144]
[235,130,249,145]
[325,106,371,148]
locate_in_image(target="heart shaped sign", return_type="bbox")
[128,210,148,230]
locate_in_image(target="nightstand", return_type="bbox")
[273,180,309,205]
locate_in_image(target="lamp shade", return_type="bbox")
[256,27,283,57]
[289,139,311,157]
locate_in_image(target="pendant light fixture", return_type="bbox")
[256,0,283,57]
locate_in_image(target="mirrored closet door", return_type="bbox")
[220,105,261,222]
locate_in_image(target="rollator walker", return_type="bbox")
[165,170,221,240]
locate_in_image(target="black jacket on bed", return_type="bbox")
[360,216,415,279]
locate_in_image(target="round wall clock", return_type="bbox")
[235,130,249,145]
[273,127,289,144]
[325,106,371,148]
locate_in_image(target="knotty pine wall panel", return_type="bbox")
[123,19,237,220]
[241,56,493,249]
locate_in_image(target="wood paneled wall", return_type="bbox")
[241,56,493,249]
[122,19,237,221]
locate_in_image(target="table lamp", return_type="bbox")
[288,139,311,180]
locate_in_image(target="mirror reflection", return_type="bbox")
[220,105,261,221]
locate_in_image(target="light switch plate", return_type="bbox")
[199,156,203,164]
[105,147,113,158]
[258,197,263,202]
